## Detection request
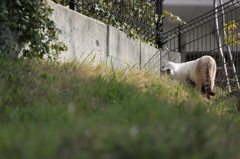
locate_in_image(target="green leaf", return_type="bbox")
[16,0,22,6]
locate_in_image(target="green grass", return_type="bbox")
[0,56,239,159]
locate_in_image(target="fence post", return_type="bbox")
[155,0,164,48]
[178,26,186,62]
[178,25,186,62]
[69,0,77,11]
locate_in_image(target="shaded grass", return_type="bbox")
[0,57,239,159]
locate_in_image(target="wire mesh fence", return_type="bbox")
[163,0,240,90]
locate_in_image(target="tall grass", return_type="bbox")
[0,56,239,159]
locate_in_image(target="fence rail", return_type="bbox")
[163,0,240,90]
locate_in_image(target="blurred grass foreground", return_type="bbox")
[0,56,240,159]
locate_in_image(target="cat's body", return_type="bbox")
[162,55,216,99]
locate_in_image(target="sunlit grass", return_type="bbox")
[0,56,239,159]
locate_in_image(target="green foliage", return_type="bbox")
[224,20,240,46]
[162,10,186,25]
[0,0,67,59]
[0,56,239,158]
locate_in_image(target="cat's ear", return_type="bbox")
[163,58,169,63]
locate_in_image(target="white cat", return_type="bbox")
[162,55,216,99]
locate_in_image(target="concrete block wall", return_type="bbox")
[140,42,161,72]
[107,25,141,68]
[2,0,181,74]
[49,0,108,62]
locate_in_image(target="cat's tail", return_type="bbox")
[204,58,216,97]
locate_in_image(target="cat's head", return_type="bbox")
[161,59,174,75]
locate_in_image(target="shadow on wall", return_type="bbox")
[0,23,24,57]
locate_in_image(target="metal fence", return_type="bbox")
[53,0,240,90]
[65,0,165,47]
[163,0,240,90]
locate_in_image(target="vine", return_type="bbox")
[0,0,67,59]
[224,20,240,46]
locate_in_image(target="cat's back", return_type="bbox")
[196,55,215,71]
[194,56,216,84]
[200,55,216,64]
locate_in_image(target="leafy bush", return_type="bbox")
[224,20,240,46]
[0,0,67,59]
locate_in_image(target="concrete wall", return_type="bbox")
[49,0,107,62]
[47,0,181,73]
[107,25,141,68]
[2,0,181,74]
